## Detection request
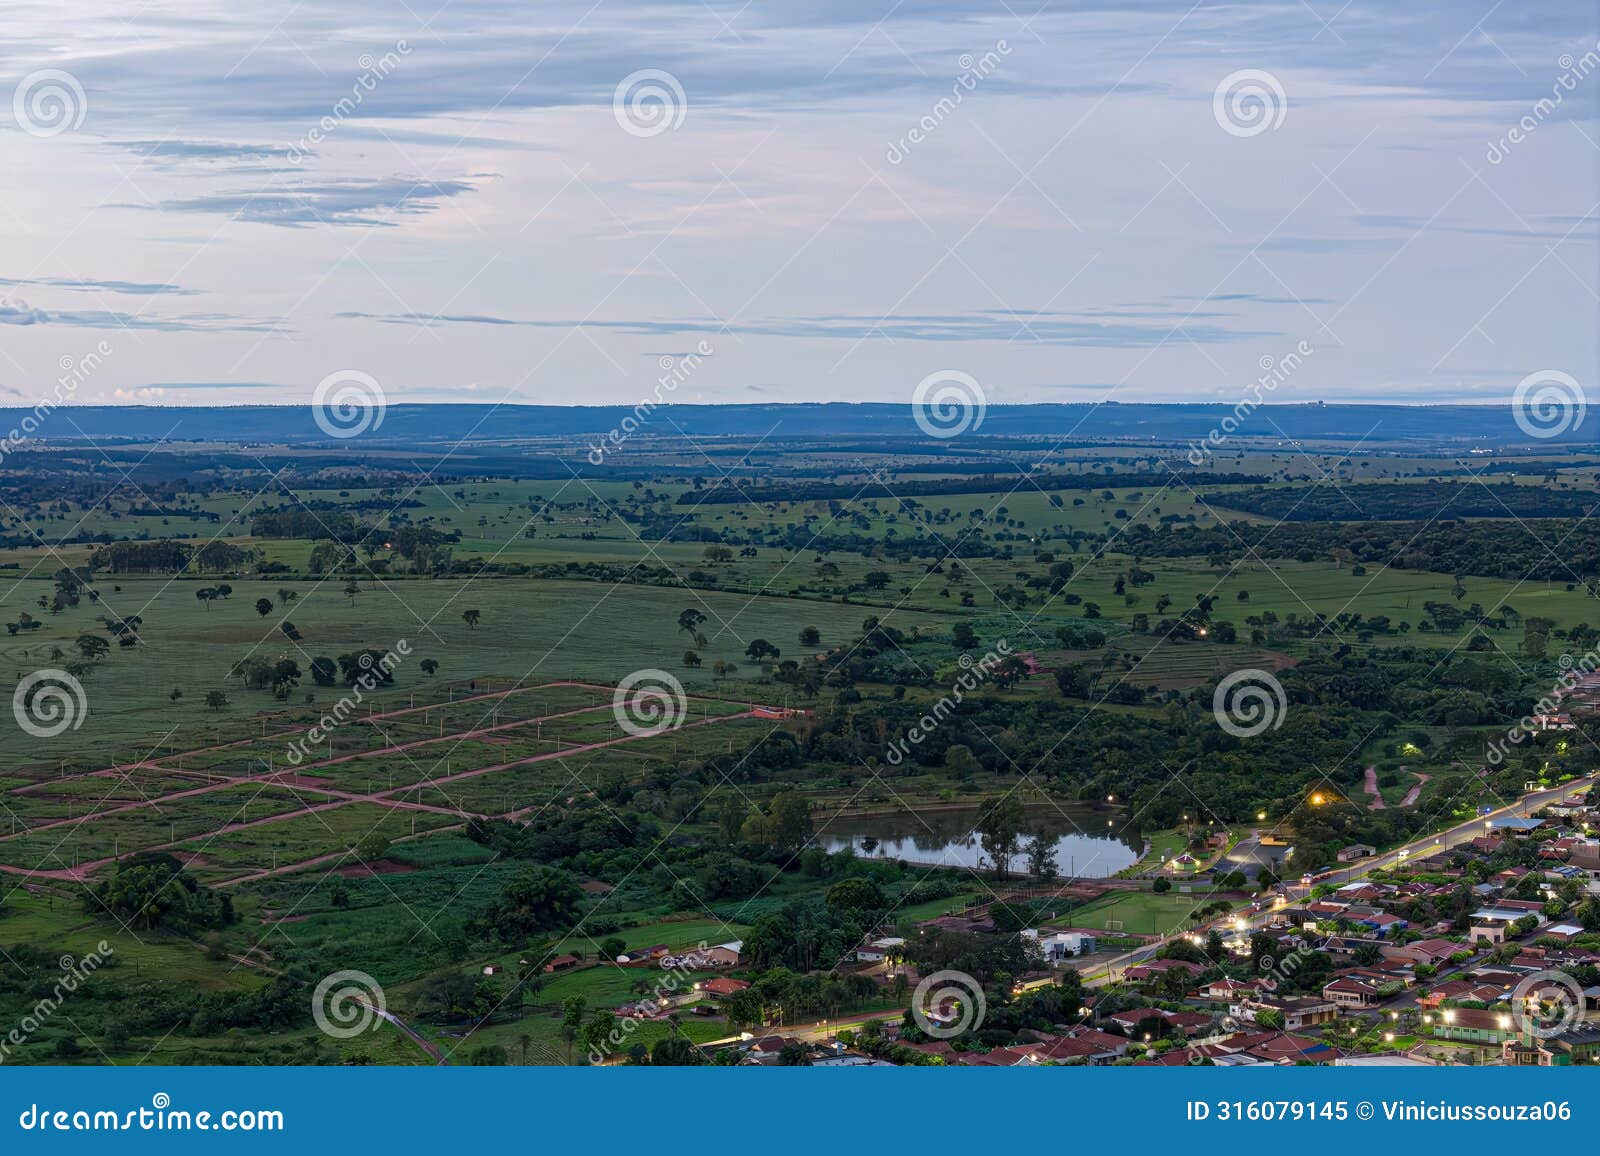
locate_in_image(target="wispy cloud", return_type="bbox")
[149,176,478,227]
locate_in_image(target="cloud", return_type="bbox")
[0,299,277,332]
[150,176,478,227]
[336,307,1276,347]
[0,276,198,296]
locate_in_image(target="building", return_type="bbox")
[1023,928,1096,962]
[1432,1007,1516,1045]
[1323,976,1384,1008]
[1337,843,1377,863]
[853,936,905,963]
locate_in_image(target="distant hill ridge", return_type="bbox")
[1,402,1588,445]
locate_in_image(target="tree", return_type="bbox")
[677,609,707,636]
[473,865,584,942]
[204,690,229,711]
[462,609,481,628]
[355,832,390,863]
[767,791,812,854]
[976,795,1025,878]
[254,597,273,617]
[420,658,439,677]
[74,634,110,662]
[1023,830,1059,879]
[683,650,702,668]
[825,877,885,912]
[951,623,979,650]
[560,997,587,1064]
[798,626,820,646]
[745,638,779,662]
[169,687,183,703]
[343,581,360,606]
[310,657,338,686]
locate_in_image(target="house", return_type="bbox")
[1432,1007,1516,1045]
[1503,1026,1600,1066]
[543,954,580,973]
[1023,929,1096,962]
[1229,997,1338,1031]
[1386,938,1466,967]
[1542,924,1585,944]
[1123,958,1204,983]
[743,1036,801,1065]
[1350,912,1408,937]
[1224,1031,1340,1065]
[1337,843,1377,863]
[1469,918,1510,945]
[1488,816,1546,835]
[699,977,749,998]
[1032,1029,1129,1064]
[1323,976,1384,1008]
[1203,977,1260,1000]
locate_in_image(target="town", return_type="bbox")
[561,779,1600,1067]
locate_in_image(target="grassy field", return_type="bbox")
[0,575,941,763]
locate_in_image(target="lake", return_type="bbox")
[815,804,1140,877]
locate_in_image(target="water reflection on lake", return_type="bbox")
[816,805,1138,877]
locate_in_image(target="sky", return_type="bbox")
[0,0,1595,412]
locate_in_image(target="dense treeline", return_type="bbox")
[1204,480,1599,521]
[682,471,1270,504]
[1124,517,1600,581]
